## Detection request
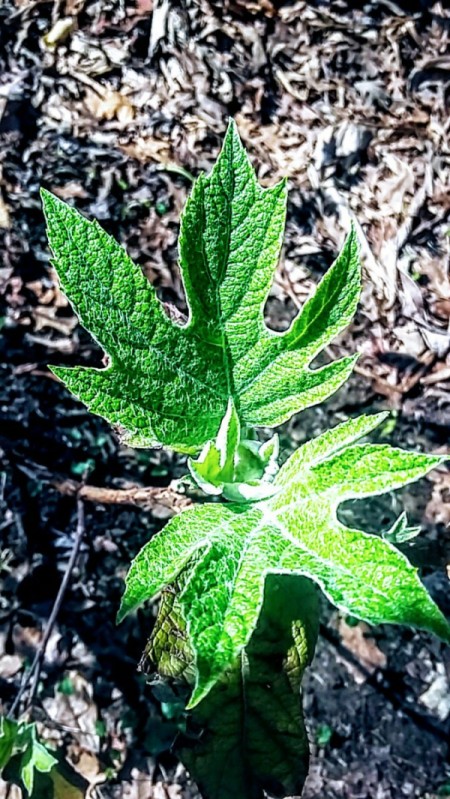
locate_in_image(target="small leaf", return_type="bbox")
[0,717,17,769]
[20,728,57,795]
[4,746,88,799]
[382,512,421,544]
[188,402,280,501]
[188,399,240,490]
[215,399,240,480]
[42,121,360,454]
[141,579,196,684]
[120,412,450,707]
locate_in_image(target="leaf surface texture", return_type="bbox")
[119,413,450,705]
[42,121,360,452]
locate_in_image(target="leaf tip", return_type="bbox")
[40,186,56,216]
[222,118,246,163]
[116,604,127,625]
[186,684,209,710]
[225,116,238,137]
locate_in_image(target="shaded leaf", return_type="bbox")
[20,728,57,795]
[146,572,319,799]
[0,720,57,797]
[0,717,17,769]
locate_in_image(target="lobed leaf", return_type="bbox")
[120,413,450,707]
[0,720,57,796]
[42,121,360,453]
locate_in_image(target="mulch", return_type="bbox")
[1,1,450,797]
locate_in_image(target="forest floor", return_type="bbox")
[1,1,450,797]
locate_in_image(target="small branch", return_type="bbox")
[8,496,87,719]
[52,478,192,514]
[1,444,192,517]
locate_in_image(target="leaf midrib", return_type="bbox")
[262,508,391,609]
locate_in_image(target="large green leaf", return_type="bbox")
[181,575,319,799]
[145,572,319,799]
[42,121,360,453]
[119,412,450,706]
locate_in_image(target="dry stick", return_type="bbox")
[8,496,86,720]
[52,477,192,514]
[11,456,191,515]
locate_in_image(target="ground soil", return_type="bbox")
[1,1,450,797]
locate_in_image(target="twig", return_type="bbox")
[8,453,192,515]
[354,364,405,395]
[8,496,86,719]
[52,478,192,514]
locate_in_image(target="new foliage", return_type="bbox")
[41,120,450,799]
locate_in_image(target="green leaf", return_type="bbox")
[42,121,360,454]
[188,399,241,495]
[4,749,88,799]
[119,412,450,707]
[187,400,280,501]
[182,575,319,799]
[141,576,197,685]
[145,572,319,799]
[0,717,17,769]
[0,720,57,796]
[382,512,421,544]
[20,727,57,795]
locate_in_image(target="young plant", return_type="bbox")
[41,121,449,799]
[0,719,57,795]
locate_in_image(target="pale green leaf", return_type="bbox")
[1,720,57,796]
[21,734,57,795]
[187,401,279,501]
[120,412,450,707]
[42,121,360,453]
[382,512,421,544]
[116,505,218,622]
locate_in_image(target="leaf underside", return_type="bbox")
[119,412,450,707]
[42,120,360,453]
[146,571,319,799]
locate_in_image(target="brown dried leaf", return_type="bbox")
[337,619,387,684]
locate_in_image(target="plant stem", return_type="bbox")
[52,477,191,514]
[7,495,86,719]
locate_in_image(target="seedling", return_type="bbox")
[37,121,449,798]
[0,719,56,795]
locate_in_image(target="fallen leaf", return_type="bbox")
[337,619,387,684]
[84,86,134,123]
